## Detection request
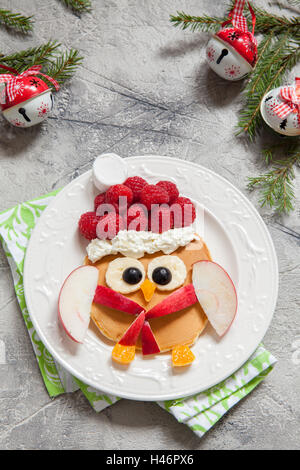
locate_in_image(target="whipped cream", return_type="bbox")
[87,227,197,263]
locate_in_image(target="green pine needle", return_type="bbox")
[170,4,300,36]
[248,154,299,213]
[0,43,83,88]
[44,49,83,86]
[170,11,223,33]
[0,8,34,33]
[58,0,92,13]
[0,41,61,73]
[248,6,300,35]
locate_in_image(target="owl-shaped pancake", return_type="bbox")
[85,236,212,366]
[59,232,237,366]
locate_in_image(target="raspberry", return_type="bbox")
[171,197,196,228]
[140,184,169,210]
[78,212,101,240]
[105,184,133,207]
[94,193,106,211]
[150,205,174,233]
[124,176,148,202]
[156,181,179,204]
[96,212,126,240]
[127,203,148,231]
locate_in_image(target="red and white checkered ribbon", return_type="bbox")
[273,78,300,126]
[222,0,256,36]
[231,0,248,31]
[0,64,59,104]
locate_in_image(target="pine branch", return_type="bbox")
[0,44,82,89]
[0,8,33,33]
[249,6,299,35]
[170,5,300,37]
[44,49,83,86]
[248,152,299,213]
[170,11,224,33]
[0,41,61,73]
[226,1,300,35]
[58,0,92,13]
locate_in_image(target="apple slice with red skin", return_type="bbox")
[58,265,99,343]
[141,321,160,355]
[145,284,197,320]
[192,260,237,336]
[94,285,144,315]
[119,311,146,346]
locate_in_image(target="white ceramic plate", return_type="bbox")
[23,156,278,401]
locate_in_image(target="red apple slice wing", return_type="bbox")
[94,285,144,315]
[119,311,146,346]
[192,260,237,336]
[58,266,99,343]
[141,321,160,355]
[145,284,197,319]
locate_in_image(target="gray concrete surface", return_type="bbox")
[0,0,299,450]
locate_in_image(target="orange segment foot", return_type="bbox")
[172,345,195,367]
[112,343,135,364]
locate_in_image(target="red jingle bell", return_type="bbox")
[0,64,59,127]
[206,0,257,81]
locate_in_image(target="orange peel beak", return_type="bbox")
[140,279,156,303]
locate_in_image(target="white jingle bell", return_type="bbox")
[0,64,59,128]
[260,79,300,137]
[206,0,257,81]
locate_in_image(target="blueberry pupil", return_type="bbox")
[123,267,143,285]
[152,267,172,285]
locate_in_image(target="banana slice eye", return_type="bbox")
[147,255,187,291]
[106,257,145,294]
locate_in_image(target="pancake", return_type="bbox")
[85,237,212,352]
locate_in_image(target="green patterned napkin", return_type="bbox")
[0,190,277,438]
